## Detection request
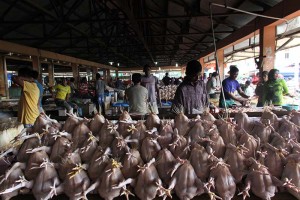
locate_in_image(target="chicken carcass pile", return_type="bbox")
[1,109,300,200]
[159,85,177,101]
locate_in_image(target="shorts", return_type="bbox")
[24,124,33,128]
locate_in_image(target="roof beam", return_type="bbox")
[0,12,265,24]
[108,0,154,63]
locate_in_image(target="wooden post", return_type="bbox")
[217,49,225,80]
[92,67,98,80]
[72,63,79,86]
[0,56,8,97]
[32,56,41,82]
[106,69,111,82]
[261,25,276,71]
[199,57,205,75]
[48,62,54,86]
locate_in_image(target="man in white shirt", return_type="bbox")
[125,73,148,115]
[141,64,161,114]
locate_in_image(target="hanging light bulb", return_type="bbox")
[117,63,120,66]
[154,62,158,65]
[176,63,178,67]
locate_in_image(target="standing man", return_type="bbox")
[206,72,220,98]
[125,73,148,115]
[31,70,44,113]
[162,72,171,86]
[171,60,209,114]
[95,73,106,114]
[141,64,161,114]
[51,78,73,114]
[13,67,39,127]
[219,65,249,108]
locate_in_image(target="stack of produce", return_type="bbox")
[159,85,177,101]
[0,108,300,200]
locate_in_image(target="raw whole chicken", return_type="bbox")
[122,149,144,179]
[58,149,81,180]
[174,112,190,136]
[281,153,300,199]
[0,163,25,200]
[85,159,127,200]
[189,143,210,182]
[261,108,280,129]
[24,150,49,180]
[145,112,160,130]
[278,116,300,141]
[117,159,167,200]
[56,163,90,200]
[201,110,216,122]
[224,143,247,183]
[141,136,161,162]
[157,120,173,149]
[99,120,118,149]
[156,148,176,186]
[118,111,133,137]
[206,126,226,158]
[17,134,41,162]
[218,120,237,145]
[31,159,60,200]
[290,110,300,126]
[234,112,255,132]
[251,121,272,143]
[71,122,90,149]
[241,157,280,200]
[169,129,189,159]
[127,121,147,149]
[208,157,236,200]
[50,136,71,163]
[88,147,111,182]
[237,129,258,158]
[186,120,205,143]
[263,143,287,178]
[89,113,105,135]
[62,114,81,133]
[80,132,98,163]
[168,158,205,200]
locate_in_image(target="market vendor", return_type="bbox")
[95,73,106,114]
[171,60,209,114]
[263,69,291,106]
[141,64,161,114]
[31,70,44,113]
[125,73,148,115]
[12,67,39,128]
[51,78,75,114]
[219,65,249,108]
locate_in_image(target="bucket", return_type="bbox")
[282,104,299,111]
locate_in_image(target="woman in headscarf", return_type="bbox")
[263,69,290,106]
[255,71,268,107]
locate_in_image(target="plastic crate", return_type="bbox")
[161,101,172,106]
[112,102,129,107]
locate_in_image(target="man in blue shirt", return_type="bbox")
[219,66,249,108]
[31,70,44,113]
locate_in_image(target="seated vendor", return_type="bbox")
[125,73,149,115]
[219,66,249,108]
[51,78,76,114]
